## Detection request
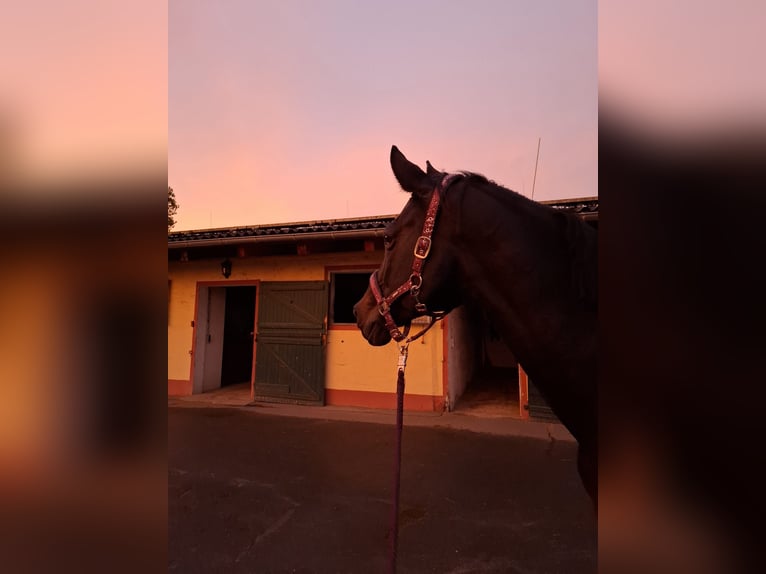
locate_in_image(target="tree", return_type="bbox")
[168,186,179,230]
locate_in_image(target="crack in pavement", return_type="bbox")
[234,507,298,563]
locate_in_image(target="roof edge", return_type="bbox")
[168,197,598,246]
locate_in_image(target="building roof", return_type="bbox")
[168,197,597,248]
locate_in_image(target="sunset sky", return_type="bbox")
[169,0,596,231]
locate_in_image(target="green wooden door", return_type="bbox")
[253,281,328,405]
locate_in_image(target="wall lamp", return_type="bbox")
[221,258,232,278]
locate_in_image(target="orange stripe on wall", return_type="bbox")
[326,389,444,412]
[168,379,192,396]
[518,366,530,420]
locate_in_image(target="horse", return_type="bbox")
[353,146,597,508]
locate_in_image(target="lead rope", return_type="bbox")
[387,315,443,574]
[389,343,408,574]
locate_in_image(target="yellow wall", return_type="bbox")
[325,323,444,397]
[168,250,444,399]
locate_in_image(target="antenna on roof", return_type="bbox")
[531,137,541,200]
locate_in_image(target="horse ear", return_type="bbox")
[426,160,441,177]
[390,145,431,196]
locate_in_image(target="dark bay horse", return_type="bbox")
[354,146,597,507]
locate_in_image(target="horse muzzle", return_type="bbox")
[353,292,398,346]
[361,319,393,346]
[354,307,391,346]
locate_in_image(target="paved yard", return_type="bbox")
[169,405,595,573]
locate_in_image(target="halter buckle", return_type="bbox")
[378,301,390,315]
[413,236,432,259]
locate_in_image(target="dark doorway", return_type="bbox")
[458,316,521,416]
[221,286,256,387]
[448,304,523,417]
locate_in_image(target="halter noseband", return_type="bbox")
[369,173,458,342]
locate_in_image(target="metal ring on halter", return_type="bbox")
[409,274,422,291]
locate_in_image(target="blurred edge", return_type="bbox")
[599,104,766,574]
[0,0,167,571]
[0,174,168,574]
[599,0,766,571]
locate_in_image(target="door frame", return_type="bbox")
[189,279,261,396]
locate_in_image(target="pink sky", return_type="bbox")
[170,1,596,231]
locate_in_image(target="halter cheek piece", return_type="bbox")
[369,173,458,342]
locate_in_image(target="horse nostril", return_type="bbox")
[352,307,358,319]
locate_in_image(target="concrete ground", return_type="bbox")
[169,389,595,573]
[168,383,575,442]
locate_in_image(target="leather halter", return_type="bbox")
[369,173,458,342]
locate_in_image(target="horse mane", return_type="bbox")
[558,208,598,309]
[449,171,597,308]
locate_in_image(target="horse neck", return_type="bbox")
[447,181,596,383]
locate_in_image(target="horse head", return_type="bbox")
[354,146,463,346]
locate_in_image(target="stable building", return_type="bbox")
[167,197,597,419]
